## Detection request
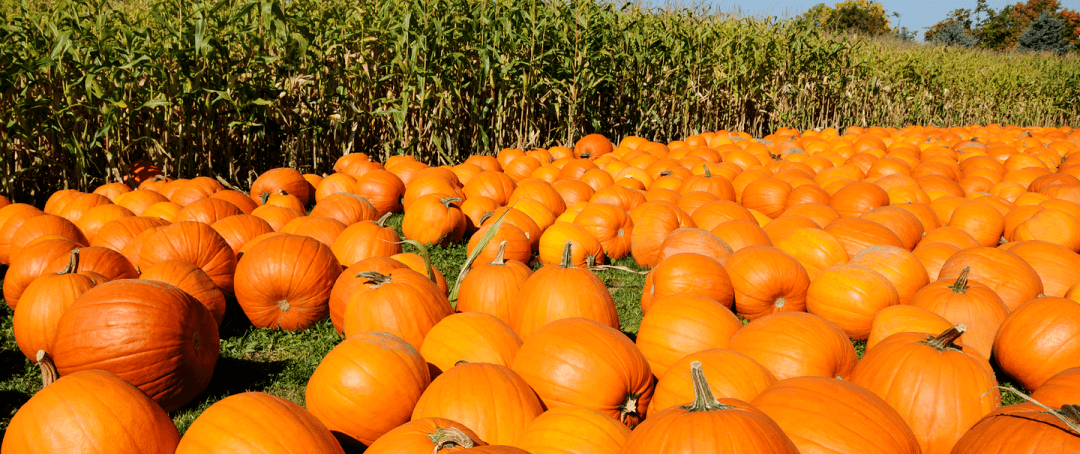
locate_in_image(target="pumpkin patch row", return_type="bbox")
[2,123,1080,453]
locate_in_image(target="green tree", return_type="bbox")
[933,22,979,46]
[800,0,893,35]
[1017,11,1072,51]
[925,0,1077,50]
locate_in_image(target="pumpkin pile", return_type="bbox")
[3,124,1080,453]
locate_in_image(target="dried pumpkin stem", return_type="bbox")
[440,197,463,208]
[559,241,574,269]
[683,360,732,412]
[992,386,1080,434]
[702,165,711,178]
[427,426,476,453]
[950,267,971,294]
[260,192,271,205]
[490,241,507,266]
[59,249,80,275]
[36,350,58,387]
[376,211,393,227]
[619,392,640,424]
[925,324,966,351]
[356,271,390,288]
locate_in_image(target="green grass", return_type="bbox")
[0,212,1035,440]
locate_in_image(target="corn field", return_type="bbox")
[1,0,1078,203]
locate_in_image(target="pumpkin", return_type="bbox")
[137,221,237,293]
[466,222,532,264]
[457,241,534,324]
[279,216,346,249]
[806,263,900,340]
[175,198,242,225]
[993,297,1080,391]
[12,250,102,360]
[639,252,733,314]
[8,214,88,260]
[89,215,169,254]
[517,406,631,454]
[710,219,772,251]
[210,214,275,256]
[251,205,304,231]
[867,304,954,351]
[538,222,606,267]
[829,181,890,217]
[52,279,219,412]
[413,362,544,446]
[315,173,358,202]
[575,133,615,158]
[750,377,922,454]
[366,418,486,453]
[511,318,653,427]
[722,245,810,320]
[404,175,464,211]
[573,203,634,260]
[140,201,183,222]
[0,203,44,264]
[824,217,906,257]
[1,363,179,454]
[947,202,1005,247]
[635,293,742,378]
[860,205,925,250]
[690,200,756,231]
[762,215,821,243]
[331,212,403,267]
[250,167,312,206]
[419,313,523,375]
[93,182,133,201]
[918,225,979,249]
[654,227,733,263]
[309,193,380,225]
[649,349,776,413]
[463,170,517,206]
[741,177,793,219]
[1000,240,1080,297]
[1031,367,1080,407]
[403,195,467,246]
[174,392,344,454]
[342,268,454,350]
[74,204,135,242]
[140,259,227,327]
[552,179,596,207]
[729,311,858,380]
[629,200,695,268]
[306,332,431,447]
[951,402,1080,454]
[781,202,841,228]
[772,227,848,279]
[56,193,112,224]
[44,246,139,282]
[850,325,1000,454]
[234,234,341,330]
[1011,208,1080,251]
[937,247,1043,311]
[392,250,450,295]
[848,245,930,305]
[327,256,408,334]
[620,361,799,454]
[3,237,81,309]
[510,242,619,340]
[168,177,224,206]
[353,169,406,215]
[909,267,1007,361]
[678,167,736,201]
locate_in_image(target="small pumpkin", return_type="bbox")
[342,268,454,350]
[457,241,534,324]
[722,245,810,320]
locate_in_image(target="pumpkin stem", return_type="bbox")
[619,392,641,425]
[490,241,507,266]
[260,192,271,205]
[950,267,971,294]
[440,197,463,208]
[376,211,393,227]
[774,297,786,309]
[427,426,476,452]
[682,360,733,412]
[992,386,1080,434]
[659,170,673,177]
[478,211,495,225]
[586,252,599,268]
[453,360,470,367]
[924,324,966,351]
[580,151,591,159]
[59,249,80,275]
[357,271,390,288]
[559,241,574,269]
[397,239,437,284]
[702,165,711,178]
[36,350,58,387]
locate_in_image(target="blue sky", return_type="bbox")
[696,0,1080,39]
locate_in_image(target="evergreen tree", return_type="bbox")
[1017,11,1072,52]
[933,21,979,47]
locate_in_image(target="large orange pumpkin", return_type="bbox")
[635,293,742,378]
[993,297,1080,391]
[729,311,858,380]
[137,221,236,293]
[419,312,523,375]
[510,242,619,340]
[649,348,777,414]
[234,234,341,330]
[516,405,631,454]
[342,268,454,350]
[806,263,900,340]
[722,245,810,320]
[174,392,344,454]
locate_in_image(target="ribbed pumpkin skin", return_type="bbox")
[306,332,431,446]
[850,330,1000,454]
[234,234,342,330]
[52,280,220,412]
[951,403,1080,454]
[330,218,403,267]
[649,349,777,414]
[629,201,695,268]
[620,397,799,454]
[510,255,619,341]
[175,392,344,454]
[1,370,179,454]
[1031,367,1080,408]
[419,313,523,374]
[403,195,467,246]
[211,214,274,255]
[573,203,634,260]
[327,257,408,334]
[89,216,169,254]
[413,363,544,446]
[654,227,732,263]
[635,293,743,378]
[729,312,858,380]
[993,297,1080,391]
[342,268,454,351]
[750,377,921,454]
[0,204,44,264]
[8,214,88,259]
[140,259,227,327]
[137,221,237,293]
[937,247,1043,312]
[456,256,533,324]
[511,318,654,427]
[250,167,312,206]
[3,237,82,309]
[12,260,100,360]
[116,189,168,214]
[805,263,900,340]
[44,246,139,282]
[849,245,930,305]
[1001,240,1080,297]
[517,405,631,454]
[366,418,485,453]
[909,273,1007,362]
[866,304,954,351]
[639,253,734,314]
[723,245,810,320]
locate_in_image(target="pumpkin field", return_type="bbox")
[3,124,1080,453]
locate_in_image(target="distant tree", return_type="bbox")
[800,0,893,36]
[892,26,917,42]
[1017,11,1072,52]
[933,22,979,47]
[924,0,1077,50]
[925,9,974,42]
